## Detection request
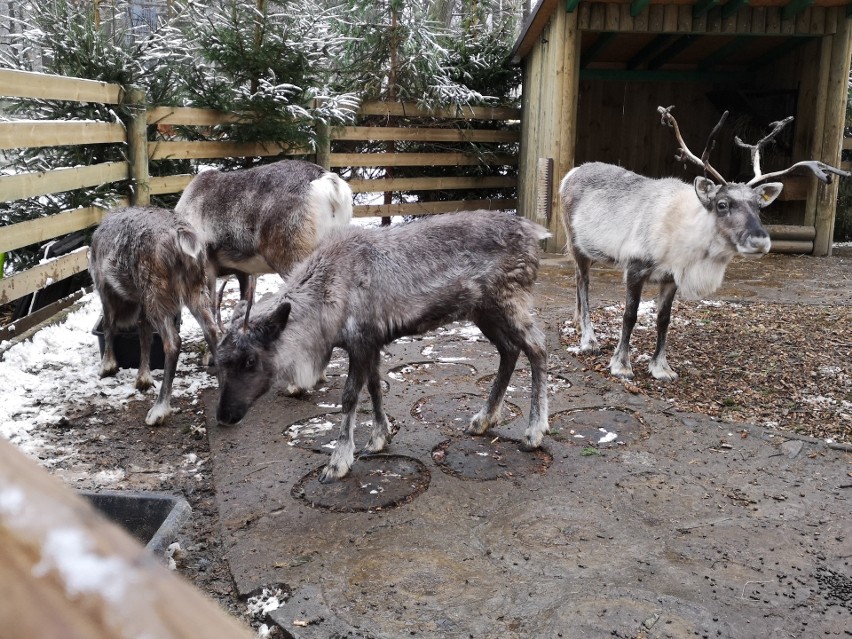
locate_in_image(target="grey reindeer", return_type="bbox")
[89,206,220,426]
[215,210,551,482]
[560,105,849,381]
[175,159,352,316]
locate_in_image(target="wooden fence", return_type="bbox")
[0,68,520,332]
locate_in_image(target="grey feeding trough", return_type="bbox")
[81,490,191,554]
[91,315,180,370]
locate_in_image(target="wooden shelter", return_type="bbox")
[513,0,852,255]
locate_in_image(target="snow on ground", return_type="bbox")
[0,274,283,463]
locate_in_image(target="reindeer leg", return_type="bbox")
[98,303,119,378]
[518,320,549,450]
[468,318,520,436]
[648,280,679,381]
[573,250,599,354]
[610,263,648,379]
[136,313,154,391]
[362,350,395,454]
[145,318,181,426]
[321,352,367,482]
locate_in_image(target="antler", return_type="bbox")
[734,116,793,183]
[658,105,729,184]
[242,275,256,332]
[734,115,852,186]
[747,160,851,186]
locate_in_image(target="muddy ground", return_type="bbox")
[41,248,852,637]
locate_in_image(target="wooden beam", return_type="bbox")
[630,0,653,18]
[0,247,89,305]
[328,152,518,168]
[581,32,617,68]
[148,140,310,160]
[0,437,254,639]
[148,174,194,195]
[693,0,722,18]
[747,36,815,71]
[0,162,130,203]
[0,69,123,104]
[699,36,755,70]
[347,176,516,194]
[722,0,750,20]
[510,0,560,63]
[647,34,700,69]
[580,68,750,82]
[331,127,520,143]
[0,203,127,253]
[627,34,677,69]
[356,102,521,120]
[0,121,126,151]
[352,199,517,218]
[147,106,249,126]
[782,0,814,20]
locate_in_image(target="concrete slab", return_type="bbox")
[203,253,852,638]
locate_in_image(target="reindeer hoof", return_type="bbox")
[99,364,118,379]
[135,376,154,391]
[145,404,171,426]
[319,464,347,484]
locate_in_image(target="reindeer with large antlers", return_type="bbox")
[559,105,849,381]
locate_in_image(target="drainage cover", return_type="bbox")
[431,437,551,481]
[411,393,522,432]
[292,455,430,512]
[549,408,646,448]
[285,413,391,454]
[388,361,477,386]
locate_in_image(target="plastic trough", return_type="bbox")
[91,316,175,370]
[80,490,192,555]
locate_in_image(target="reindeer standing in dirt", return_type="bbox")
[560,105,849,381]
[214,210,551,482]
[89,206,220,426]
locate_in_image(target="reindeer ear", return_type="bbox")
[259,302,291,346]
[177,226,202,258]
[754,182,783,208]
[693,177,719,209]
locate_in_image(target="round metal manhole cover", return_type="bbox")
[431,437,551,481]
[284,413,394,454]
[475,369,572,398]
[291,454,430,512]
[411,393,522,432]
[388,361,478,387]
[549,408,646,448]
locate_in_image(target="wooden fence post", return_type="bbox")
[125,86,150,206]
[315,121,331,170]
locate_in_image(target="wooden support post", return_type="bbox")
[813,16,852,256]
[550,7,581,253]
[804,35,832,229]
[315,121,331,170]
[125,87,150,206]
[0,437,253,639]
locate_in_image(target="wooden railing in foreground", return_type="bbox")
[0,436,252,639]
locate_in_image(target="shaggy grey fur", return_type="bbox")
[89,206,219,426]
[560,161,780,381]
[215,210,551,482]
[175,159,352,313]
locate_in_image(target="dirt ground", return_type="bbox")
[39,247,852,636]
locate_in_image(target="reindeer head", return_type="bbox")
[658,105,849,257]
[215,277,292,425]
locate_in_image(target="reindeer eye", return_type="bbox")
[245,356,256,369]
[717,200,729,213]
